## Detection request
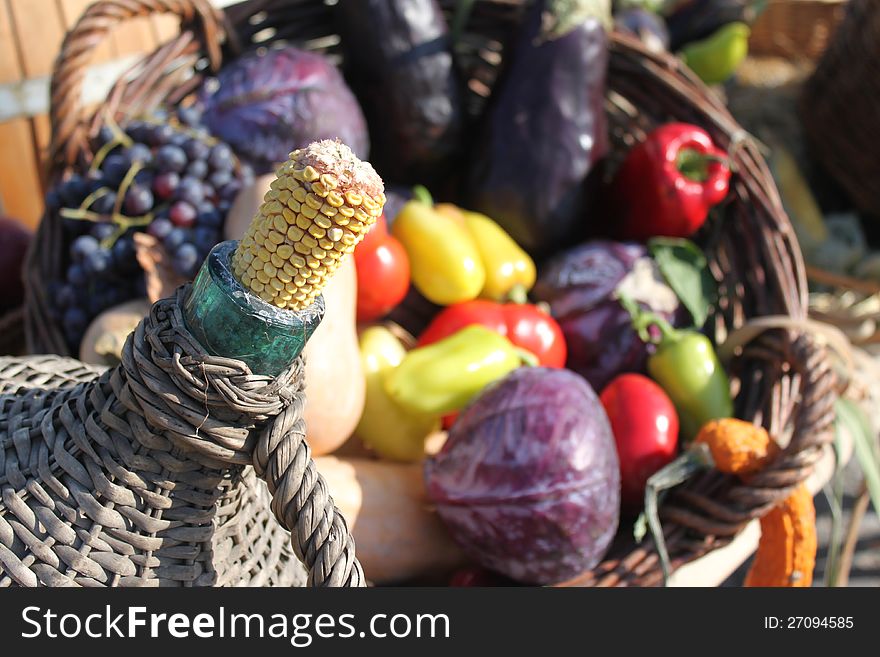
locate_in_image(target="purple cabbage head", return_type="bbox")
[533,241,683,392]
[198,47,369,174]
[424,367,620,585]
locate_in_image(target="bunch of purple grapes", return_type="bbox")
[46,107,249,351]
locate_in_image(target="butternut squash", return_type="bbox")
[303,258,366,455]
[79,298,151,367]
[315,456,466,584]
[224,174,274,243]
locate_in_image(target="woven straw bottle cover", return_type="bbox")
[0,141,383,587]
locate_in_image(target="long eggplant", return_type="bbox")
[335,0,464,187]
[466,0,611,258]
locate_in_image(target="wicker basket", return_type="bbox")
[800,0,880,219]
[749,0,847,62]
[20,0,836,586]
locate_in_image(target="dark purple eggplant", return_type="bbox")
[466,0,610,258]
[335,0,464,187]
[615,7,670,52]
[666,0,761,51]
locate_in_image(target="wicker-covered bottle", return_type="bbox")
[0,141,382,587]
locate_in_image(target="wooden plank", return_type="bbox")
[8,0,66,78]
[109,15,157,59]
[0,0,23,84]
[58,0,117,64]
[151,14,180,44]
[31,113,52,187]
[0,118,44,228]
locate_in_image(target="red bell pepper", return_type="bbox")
[354,213,411,323]
[612,123,731,241]
[417,299,567,368]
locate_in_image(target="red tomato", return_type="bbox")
[354,215,410,322]
[600,373,679,511]
[503,303,567,369]
[362,213,389,244]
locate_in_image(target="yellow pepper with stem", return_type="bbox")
[392,188,485,305]
[384,324,536,416]
[435,202,536,303]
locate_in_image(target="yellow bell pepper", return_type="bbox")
[392,190,485,305]
[462,209,536,302]
[355,326,440,462]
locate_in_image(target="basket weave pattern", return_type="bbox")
[749,0,846,61]
[801,0,880,218]
[1,286,362,587]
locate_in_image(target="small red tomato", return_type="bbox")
[354,217,410,322]
[362,213,389,244]
[503,303,567,369]
[600,373,679,510]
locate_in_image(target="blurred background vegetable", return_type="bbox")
[386,325,533,416]
[621,294,732,440]
[466,0,611,256]
[197,47,368,174]
[600,373,679,510]
[355,325,439,462]
[611,123,730,241]
[615,7,670,52]
[336,0,464,187]
[392,191,485,305]
[0,216,32,313]
[418,299,567,368]
[680,21,751,85]
[434,205,536,302]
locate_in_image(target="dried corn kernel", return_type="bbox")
[231,140,384,310]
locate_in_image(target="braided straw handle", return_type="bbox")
[48,0,225,173]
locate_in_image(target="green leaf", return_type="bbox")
[835,398,880,518]
[649,237,718,328]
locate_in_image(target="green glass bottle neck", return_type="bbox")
[183,241,325,377]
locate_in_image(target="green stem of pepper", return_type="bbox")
[643,442,714,586]
[676,148,729,184]
[515,347,540,368]
[617,291,683,346]
[506,283,530,305]
[412,185,434,206]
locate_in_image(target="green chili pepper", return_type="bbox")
[619,293,732,441]
[384,324,536,416]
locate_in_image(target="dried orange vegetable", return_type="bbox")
[646,418,816,587]
[744,483,816,587]
[693,418,779,475]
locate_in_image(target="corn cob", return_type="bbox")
[232,140,385,310]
